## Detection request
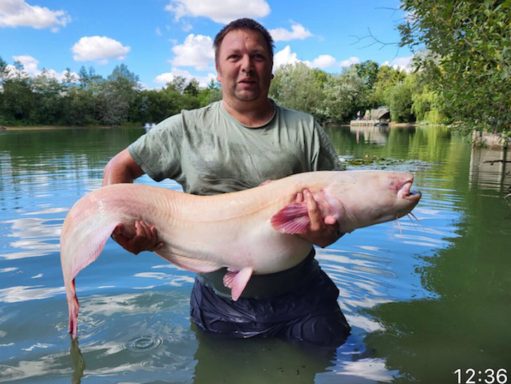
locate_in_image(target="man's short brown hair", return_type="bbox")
[213,18,274,62]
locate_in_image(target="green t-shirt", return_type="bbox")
[129,101,340,195]
[129,101,340,298]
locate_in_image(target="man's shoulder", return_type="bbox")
[181,101,221,120]
[276,103,315,124]
[154,101,221,132]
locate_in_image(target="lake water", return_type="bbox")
[0,125,510,383]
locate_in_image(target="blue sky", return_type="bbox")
[0,0,413,89]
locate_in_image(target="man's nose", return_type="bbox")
[241,55,254,73]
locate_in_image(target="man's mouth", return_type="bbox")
[238,78,256,85]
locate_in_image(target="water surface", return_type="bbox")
[0,125,509,383]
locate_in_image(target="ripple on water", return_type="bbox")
[126,335,163,352]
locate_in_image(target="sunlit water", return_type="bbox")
[0,125,509,383]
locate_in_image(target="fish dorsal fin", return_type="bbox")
[270,202,310,234]
[223,267,253,301]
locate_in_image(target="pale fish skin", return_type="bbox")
[60,170,421,339]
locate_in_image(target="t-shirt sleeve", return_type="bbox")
[311,120,342,171]
[128,114,184,181]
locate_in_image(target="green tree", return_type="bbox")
[30,70,64,124]
[98,64,140,125]
[0,56,7,84]
[0,60,34,124]
[371,65,406,106]
[131,90,160,124]
[1,79,34,123]
[270,63,325,117]
[383,74,415,123]
[167,76,187,94]
[181,79,201,110]
[353,60,380,90]
[60,87,97,126]
[409,67,445,124]
[184,79,199,97]
[0,56,8,123]
[197,79,222,106]
[319,68,367,122]
[78,66,103,90]
[399,0,511,132]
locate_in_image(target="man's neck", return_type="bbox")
[222,98,275,128]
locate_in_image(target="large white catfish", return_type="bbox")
[61,170,421,339]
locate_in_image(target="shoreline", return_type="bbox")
[0,124,142,131]
[1,125,81,131]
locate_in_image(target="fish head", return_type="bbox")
[327,171,421,233]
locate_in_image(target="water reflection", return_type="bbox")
[336,358,397,382]
[0,285,64,303]
[469,145,511,193]
[1,217,62,260]
[191,330,337,384]
[350,124,390,146]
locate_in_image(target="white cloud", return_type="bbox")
[0,0,70,31]
[12,55,38,76]
[171,34,214,70]
[154,72,175,85]
[165,0,270,24]
[273,45,299,69]
[340,56,361,68]
[382,56,413,72]
[6,55,79,82]
[72,36,130,64]
[274,47,349,71]
[270,22,312,42]
[307,54,337,69]
[155,67,216,88]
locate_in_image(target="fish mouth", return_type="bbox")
[398,178,422,202]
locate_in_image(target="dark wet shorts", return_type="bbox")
[190,253,351,347]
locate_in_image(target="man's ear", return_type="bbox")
[215,62,222,83]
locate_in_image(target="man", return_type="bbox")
[103,18,350,347]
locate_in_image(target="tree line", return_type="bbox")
[0,57,421,127]
[1,1,509,133]
[0,61,222,127]
[0,57,458,129]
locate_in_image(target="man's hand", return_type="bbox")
[111,220,163,255]
[295,189,343,248]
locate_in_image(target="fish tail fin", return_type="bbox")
[61,194,121,339]
[67,279,80,339]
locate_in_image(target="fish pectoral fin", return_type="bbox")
[223,267,253,301]
[270,202,310,234]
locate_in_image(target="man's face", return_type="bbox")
[216,29,273,104]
